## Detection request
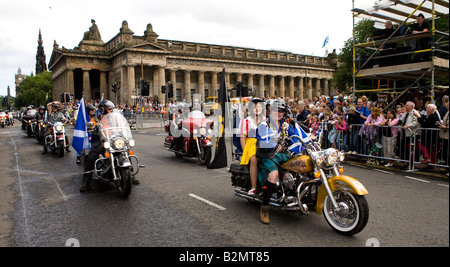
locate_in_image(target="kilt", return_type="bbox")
[257,151,289,185]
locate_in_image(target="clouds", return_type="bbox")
[0,0,376,97]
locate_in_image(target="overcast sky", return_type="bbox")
[0,0,377,97]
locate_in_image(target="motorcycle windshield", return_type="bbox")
[100,111,133,140]
[188,110,206,119]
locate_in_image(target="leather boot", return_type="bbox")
[260,205,270,224]
[80,176,91,192]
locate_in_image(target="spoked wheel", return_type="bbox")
[323,191,369,236]
[115,167,132,198]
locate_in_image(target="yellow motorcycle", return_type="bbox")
[229,127,369,235]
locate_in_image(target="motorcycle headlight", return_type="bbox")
[200,128,206,136]
[114,138,125,149]
[104,141,111,149]
[55,125,63,132]
[193,129,198,134]
[311,151,324,166]
[129,139,135,147]
[324,148,339,166]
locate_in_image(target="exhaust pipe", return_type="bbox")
[234,188,299,210]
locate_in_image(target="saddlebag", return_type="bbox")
[229,162,251,188]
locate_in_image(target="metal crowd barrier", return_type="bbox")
[123,111,165,130]
[314,122,448,172]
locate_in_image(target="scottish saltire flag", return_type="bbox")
[72,96,90,155]
[322,35,329,48]
[288,122,311,153]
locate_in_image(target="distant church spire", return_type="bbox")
[36,29,47,75]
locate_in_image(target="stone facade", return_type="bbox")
[49,20,338,104]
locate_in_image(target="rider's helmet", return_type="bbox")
[98,100,115,115]
[39,106,46,112]
[86,104,96,112]
[271,99,288,119]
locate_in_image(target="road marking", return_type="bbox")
[404,176,430,183]
[189,193,226,211]
[437,184,449,188]
[375,169,394,175]
[9,132,32,246]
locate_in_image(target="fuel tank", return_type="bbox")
[281,154,313,174]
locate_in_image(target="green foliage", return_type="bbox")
[15,71,53,108]
[330,19,375,94]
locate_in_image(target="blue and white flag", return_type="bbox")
[288,122,311,153]
[72,96,90,155]
[322,35,329,48]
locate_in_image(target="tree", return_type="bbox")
[15,71,53,108]
[330,19,375,95]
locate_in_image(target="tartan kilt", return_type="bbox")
[257,151,289,185]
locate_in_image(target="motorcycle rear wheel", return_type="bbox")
[116,167,132,198]
[323,191,369,236]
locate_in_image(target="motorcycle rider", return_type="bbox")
[239,98,265,196]
[21,105,34,132]
[43,103,70,154]
[80,100,139,192]
[6,110,14,126]
[35,106,46,120]
[256,100,307,224]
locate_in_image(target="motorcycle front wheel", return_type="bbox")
[116,167,132,198]
[323,191,369,236]
[57,140,64,157]
[198,146,211,165]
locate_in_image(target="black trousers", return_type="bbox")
[83,144,104,182]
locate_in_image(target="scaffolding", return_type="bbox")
[351,0,449,110]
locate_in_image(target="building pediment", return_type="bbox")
[130,42,170,53]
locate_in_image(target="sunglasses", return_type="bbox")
[277,109,285,113]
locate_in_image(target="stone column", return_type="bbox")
[269,75,275,97]
[82,69,91,102]
[198,71,205,102]
[288,77,295,99]
[170,69,176,100]
[279,76,286,98]
[66,68,74,97]
[323,79,329,96]
[100,71,107,99]
[258,74,265,98]
[184,70,191,102]
[158,66,166,103]
[247,74,254,91]
[127,65,135,105]
[307,77,313,100]
[211,72,218,97]
[153,69,158,98]
[315,78,321,98]
[298,77,304,100]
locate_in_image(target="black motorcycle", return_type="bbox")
[84,111,142,198]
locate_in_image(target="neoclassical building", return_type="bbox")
[49,20,338,104]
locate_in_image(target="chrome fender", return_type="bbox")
[316,175,368,215]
